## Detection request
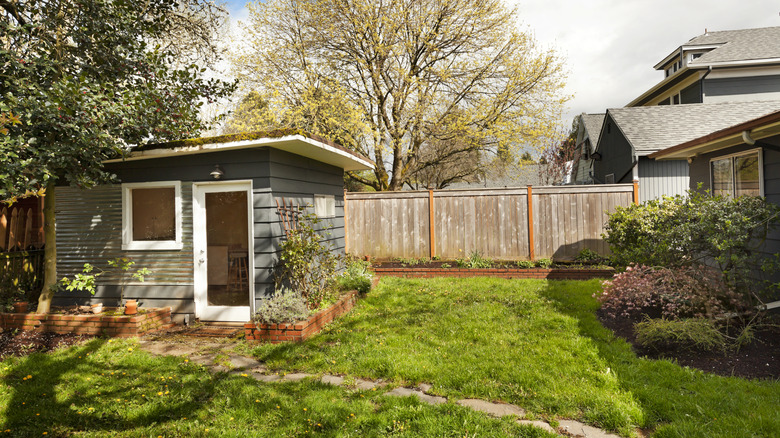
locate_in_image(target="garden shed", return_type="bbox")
[52,132,373,323]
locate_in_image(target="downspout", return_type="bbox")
[699,66,712,102]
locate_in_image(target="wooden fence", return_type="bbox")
[344,184,638,260]
[0,203,46,297]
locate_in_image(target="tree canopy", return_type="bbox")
[232,0,568,190]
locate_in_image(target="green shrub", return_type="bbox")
[535,258,552,268]
[604,190,780,303]
[337,259,373,293]
[574,248,608,264]
[456,251,493,268]
[254,286,310,324]
[515,260,534,268]
[634,318,730,352]
[276,212,342,309]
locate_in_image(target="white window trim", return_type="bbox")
[708,147,764,197]
[122,181,183,250]
[314,194,336,218]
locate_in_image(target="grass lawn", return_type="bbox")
[248,277,780,437]
[0,338,555,437]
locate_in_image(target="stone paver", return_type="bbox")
[227,355,263,370]
[354,378,381,390]
[418,383,432,392]
[252,373,281,383]
[320,375,345,386]
[456,399,525,418]
[517,420,556,434]
[139,341,200,357]
[558,419,621,438]
[281,373,312,382]
[386,387,446,405]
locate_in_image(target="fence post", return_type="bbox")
[632,180,639,205]
[527,185,535,260]
[343,190,349,254]
[428,189,435,259]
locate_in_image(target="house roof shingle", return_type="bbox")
[686,26,780,64]
[580,113,605,148]
[605,100,780,155]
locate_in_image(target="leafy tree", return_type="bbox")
[537,127,580,185]
[233,0,568,190]
[0,0,235,313]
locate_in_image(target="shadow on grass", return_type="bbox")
[0,338,219,436]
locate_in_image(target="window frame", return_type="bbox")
[314,194,336,218]
[121,181,183,250]
[708,148,763,197]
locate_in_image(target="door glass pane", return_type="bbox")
[132,187,175,240]
[206,191,249,306]
[710,158,733,196]
[734,153,760,196]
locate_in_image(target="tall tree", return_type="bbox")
[0,0,235,312]
[232,0,568,191]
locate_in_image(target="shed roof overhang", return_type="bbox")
[649,110,780,160]
[104,132,375,171]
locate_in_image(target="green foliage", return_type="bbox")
[337,259,373,294]
[394,257,430,266]
[515,260,534,268]
[254,286,310,324]
[604,190,780,301]
[0,0,236,200]
[535,258,553,268]
[574,249,608,264]
[634,318,730,352]
[276,212,342,309]
[59,257,150,305]
[456,251,493,268]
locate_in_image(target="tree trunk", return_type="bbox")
[37,182,57,313]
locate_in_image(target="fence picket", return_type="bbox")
[0,207,7,251]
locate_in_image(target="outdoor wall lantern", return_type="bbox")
[210,164,224,180]
[590,152,602,161]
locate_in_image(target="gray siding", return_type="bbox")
[56,146,348,321]
[688,135,780,260]
[637,157,690,202]
[593,115,635,184]
[703,75,780,103]
[680,82,702,104]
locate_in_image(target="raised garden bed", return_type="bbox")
[373,261,614,280]
[245,290,359,343]
[0,307,173,338]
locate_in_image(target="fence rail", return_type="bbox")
[1,202,46,299]
[345,184,637,260]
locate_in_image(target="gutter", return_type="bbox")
[699,66,712,102]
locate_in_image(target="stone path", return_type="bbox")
[139,340,622,438]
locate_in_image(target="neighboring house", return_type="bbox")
[593,100,780,202]
[53,132,373,323]
[447,164,542,189]
[628,26,780,107]
[571,113,605,184]
[649,109,780,258]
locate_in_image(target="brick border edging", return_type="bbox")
[373,267,614,280]
[244,290,359,343]
[0,307,173,338]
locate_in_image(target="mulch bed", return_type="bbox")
[0,329,93,360]
[598,311,780,379]
[374,260,605,269]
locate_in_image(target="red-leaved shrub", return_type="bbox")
[596,265,749,320]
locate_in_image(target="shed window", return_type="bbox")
[122,181,183,250]
[710,149,762,197]
[314,194,335,218]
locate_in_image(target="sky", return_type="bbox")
[222,0,780,126]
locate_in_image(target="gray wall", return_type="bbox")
[637,157,690,202]
[55,147,347,320]
[688,135,780,260]
[593,114,635,184]
[680,82,702,104]
[703,74,780,103]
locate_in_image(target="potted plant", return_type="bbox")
[124,299,137,315]
[90,302,103,314]
[60,257,150,313]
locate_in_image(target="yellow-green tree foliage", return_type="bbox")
[233,0,568,190]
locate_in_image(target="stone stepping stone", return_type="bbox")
[280,373,312,382]
[418,383,433,393]
[320,375,345,386]
[354,379,382,390]
[227,355,263,370]
[558,419,621,438]
[456,399,525,418]
[187,354,216,366]
[139,342,199,357]
[517,420,556,434]
[386,387,446,405]
[251,373,281,383]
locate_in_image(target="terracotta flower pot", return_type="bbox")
[91,303,103,314]
[124,299,138,315]
[12,301,28,313]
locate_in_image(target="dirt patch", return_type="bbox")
[598,311,780,380]
[0,329,93,359]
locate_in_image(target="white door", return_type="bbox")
[193,181,254,321]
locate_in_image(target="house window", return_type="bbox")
[314,194,335,218]
[710,149,762,197]
[605,174,615,184]
[122,181,183,250]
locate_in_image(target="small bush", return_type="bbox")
[456,251,493,268]
[634,318,729,352]
[574,248,608,264]
[535,258,552,268]
[254,287,310,325]
[337,260,373,293]
[597,264,748,320]
[515,260,534,268]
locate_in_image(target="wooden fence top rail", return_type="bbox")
[345,184,634,200]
